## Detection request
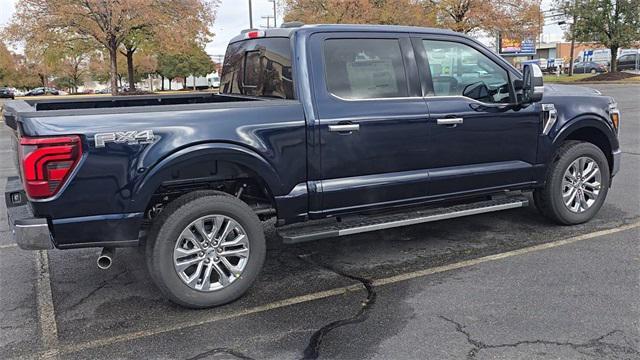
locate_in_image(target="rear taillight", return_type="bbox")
[19,135,83,199]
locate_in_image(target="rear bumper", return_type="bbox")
[5,176,54,250]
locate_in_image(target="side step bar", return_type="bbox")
[278,196,529,244]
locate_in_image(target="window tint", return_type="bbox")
[423,40,511,103]
[220,37,294,99]
[324,39,408,99]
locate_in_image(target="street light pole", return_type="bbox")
[248,0,253,29]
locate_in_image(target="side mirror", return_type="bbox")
[522,63,544,104]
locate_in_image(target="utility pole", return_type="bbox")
[261,16,274,28]
[558,19,576,75]
[568,0,577,76]
[248,0,253,29]
[268,0,277,28]
[568,22,576,75]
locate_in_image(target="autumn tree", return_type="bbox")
[282,0,437,26]
[0,42,16,86]
[118,0,217,91]
[52,39,94,93]
[283,0,541,38]
[427,0,541,36]
[560,0,640,72]
[6,0,217,95]
[0,51,47,90]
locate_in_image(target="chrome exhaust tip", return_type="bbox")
[97,247,115,270]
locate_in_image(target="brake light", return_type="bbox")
[19,135,83,199]
[244,30,265,39]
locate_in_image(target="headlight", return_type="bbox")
[609,102,620,132]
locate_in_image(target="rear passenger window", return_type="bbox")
[324,39,408,99]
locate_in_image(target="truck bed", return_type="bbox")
[26,92,257,111]
[1,93,268,130]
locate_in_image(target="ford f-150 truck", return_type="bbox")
[3,24,621,308]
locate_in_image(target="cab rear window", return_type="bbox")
[220,38,294,99]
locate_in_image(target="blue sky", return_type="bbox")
[0,0,564,55]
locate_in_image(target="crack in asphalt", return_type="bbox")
[439,316,639,359]
[66,270,127,310]
[184,347,256,360]
[298,254,377,360]
[622,151,640,156]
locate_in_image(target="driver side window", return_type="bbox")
[423,40,510,103]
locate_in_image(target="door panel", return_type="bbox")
[415,37,541,197]
[309,33,431,215]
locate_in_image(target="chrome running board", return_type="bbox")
[278,196,529,244]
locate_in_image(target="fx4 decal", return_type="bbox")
[94,130,155,148]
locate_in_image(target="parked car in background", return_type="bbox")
[0,87,15,99]
[616,53,639,71]
[25,87,60,96]
[573,61,607,74]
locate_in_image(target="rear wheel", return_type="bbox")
[146,191,266,308]
[590,68,597,74]
[534,141,610,225]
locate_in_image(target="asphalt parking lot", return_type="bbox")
[1,84,639,360]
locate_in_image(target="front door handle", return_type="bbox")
[328,124,360,133]
[436,118,464,126]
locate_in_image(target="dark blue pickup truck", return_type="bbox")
[3,24,621,308]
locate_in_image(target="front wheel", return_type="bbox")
[146,191,266,308]
[534,141,610,225]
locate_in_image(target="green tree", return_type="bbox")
[157,53,182,90]
[561,0,640,72]
[182,46,216,90]
[157,45,214,90]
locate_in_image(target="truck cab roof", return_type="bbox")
[229,24,458,44]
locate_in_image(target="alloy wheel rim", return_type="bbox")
[561,156,602,213]
[173,214,250,292]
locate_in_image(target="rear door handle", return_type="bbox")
[436,118,464,126]
[328,124,360,133]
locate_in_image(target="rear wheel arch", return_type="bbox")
[132,143,282,217]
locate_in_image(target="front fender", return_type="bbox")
[552,114,617,147]
[131,142,284,211]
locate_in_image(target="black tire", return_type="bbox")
[145,190,266,308]
[534,141,610,225]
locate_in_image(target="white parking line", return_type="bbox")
[0,243,18,250]
[35,250,59,359]
[53,221,640,355]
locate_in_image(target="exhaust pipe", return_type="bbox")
[97,247,115,270]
